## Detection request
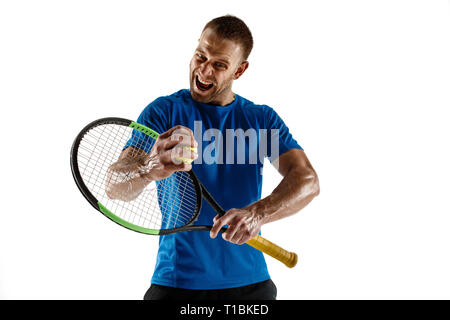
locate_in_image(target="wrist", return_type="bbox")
[249,197,274,224]
[139,164,157,183]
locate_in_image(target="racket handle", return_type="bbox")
[246,235,298,268]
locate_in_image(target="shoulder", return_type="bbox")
[161,89,191,104]
[236,93,263,111]
[235,94,277,127]
[149,89,187,106]
[142,89,188,113]
[237,94,275,113]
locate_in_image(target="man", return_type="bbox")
[107,15,319,300]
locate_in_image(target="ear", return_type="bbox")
[233,61,249,80]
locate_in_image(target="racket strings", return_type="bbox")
[82,127,196,229]
[76,123,199,231]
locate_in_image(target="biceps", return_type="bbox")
[274,149,314,177]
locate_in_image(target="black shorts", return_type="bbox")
[143,279,277,300]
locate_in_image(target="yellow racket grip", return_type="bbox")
[246,235,298,268]
[176,147,197,164]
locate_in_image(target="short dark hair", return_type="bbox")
[203,15,253,61]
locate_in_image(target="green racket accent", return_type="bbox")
[129,121,160,140]
[97,202,160,235]
[129,121,197,164]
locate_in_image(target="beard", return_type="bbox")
[189,72,234,106]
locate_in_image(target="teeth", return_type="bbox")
[197,76,212,85]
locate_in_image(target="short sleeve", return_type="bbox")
[136,97,170,135]
[123,97,170,153]
[264,106,302,162]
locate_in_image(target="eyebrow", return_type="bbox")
[196,48,231,65]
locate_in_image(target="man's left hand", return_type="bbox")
[209,207,266,245]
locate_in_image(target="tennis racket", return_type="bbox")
[70,117,298,268]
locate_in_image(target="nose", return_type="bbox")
[199,62,214,79]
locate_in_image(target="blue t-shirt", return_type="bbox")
[135,89,302,289]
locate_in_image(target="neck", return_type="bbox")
[214,91,235,106]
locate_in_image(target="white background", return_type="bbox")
[0,0,449,300]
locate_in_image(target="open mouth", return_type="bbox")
[195,75,214,92]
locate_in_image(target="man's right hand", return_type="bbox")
[142,125,198,182]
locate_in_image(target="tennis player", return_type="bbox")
[108,15,320,300]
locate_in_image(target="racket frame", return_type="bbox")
[70,117,205,235]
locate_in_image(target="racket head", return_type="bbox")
[70,117,202,235]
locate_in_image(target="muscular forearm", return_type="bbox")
[210,149,319,245]
[105,153,153,202]
[105,127,198,202]
[252,167,320,224]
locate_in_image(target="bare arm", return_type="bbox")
[210,148,320,244]
[105,146,154,201]
[105,126,198,202]
[254,148,320,223]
